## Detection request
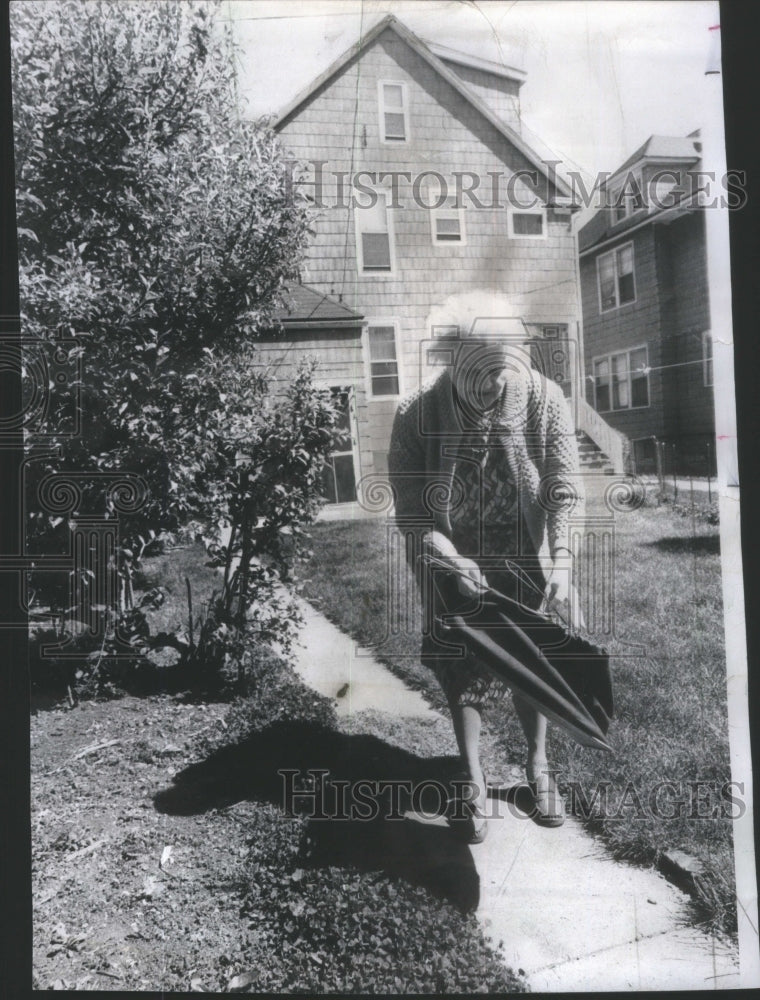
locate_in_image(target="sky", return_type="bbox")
[224,0,723,179]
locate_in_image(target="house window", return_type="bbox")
[593,346,649,412]
[703,330,713,387]
[355,191,395,274]
[431,196,466,245]
[378,81,409,143]
[652,170,681,209]
[367,323,400,396]
[427,324,458,366]
[507,208,546,238]
[321,388,357,504]
[597,243,635,312]
[609,171,645,223]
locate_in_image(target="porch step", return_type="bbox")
[576,431,615,476]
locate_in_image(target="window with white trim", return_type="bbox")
[597,243,635,312]
[430,195,466,245]
[355,191,395,274]
[593,346,649,412]
[651,169,681,209]
[367,323,400,397]
[378,81,409,143]
[703,330,713,387]
[507,207,546,238]
[427,324,458,366]
[609,170,645,223]
[320,387,358,504]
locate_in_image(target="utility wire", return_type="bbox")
[588,356,710,381]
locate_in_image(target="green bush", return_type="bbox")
[13,1,329,661]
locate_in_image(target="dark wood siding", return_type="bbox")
[580,208,715,470]
[581,226,666,441]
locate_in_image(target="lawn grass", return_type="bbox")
[298,487,737,933]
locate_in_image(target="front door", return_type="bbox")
[321,386,359,504]
[529,324,573,400]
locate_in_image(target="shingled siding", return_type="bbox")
[251,328,374,486]
[580,226,667,442]
[277,26,580,474]
[437,59,522,131]
[656,213,713,443]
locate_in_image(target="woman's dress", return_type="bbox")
[422,401,546,709]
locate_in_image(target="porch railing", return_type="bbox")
[574,395,628,474]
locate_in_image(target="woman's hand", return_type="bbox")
[543,564,572,606]
[421,532,484,597]
[454,556,486,597]
[543,551,582,627]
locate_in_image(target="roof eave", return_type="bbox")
[387,18,572,199]
[607,153,701,186]
[425,40,527,85]
[578,200,701,257]
[273,15,572,199]
[276,317,365,329]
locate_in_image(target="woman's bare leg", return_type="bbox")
[513,694,563,823]
[446,695,487,814]
[512,694,547,774]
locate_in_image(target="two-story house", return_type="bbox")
[260,14,620,507]
[577,132,716,476]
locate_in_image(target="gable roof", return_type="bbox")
[273,14,572,200]
[273,283,364,327]
[578,132,703,255]
[611,134,701,182]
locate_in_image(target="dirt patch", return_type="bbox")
[31,695,256,992]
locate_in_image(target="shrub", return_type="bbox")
[12,1,320,648]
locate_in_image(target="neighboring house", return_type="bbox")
[577,132,716,475]
[263,14,617,506]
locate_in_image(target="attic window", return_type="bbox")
[379,81,409,143]
[609,171,645,223]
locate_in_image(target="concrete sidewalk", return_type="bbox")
[290,596,743,992]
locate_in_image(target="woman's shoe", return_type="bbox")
[527,764,565,828]
[446,773,489,844]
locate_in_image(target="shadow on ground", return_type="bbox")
[153,720,536,913]
[645,534,720,555]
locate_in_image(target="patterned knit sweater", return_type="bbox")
[387,367,584,574]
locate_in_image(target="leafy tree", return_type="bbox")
[12,0,337,685]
